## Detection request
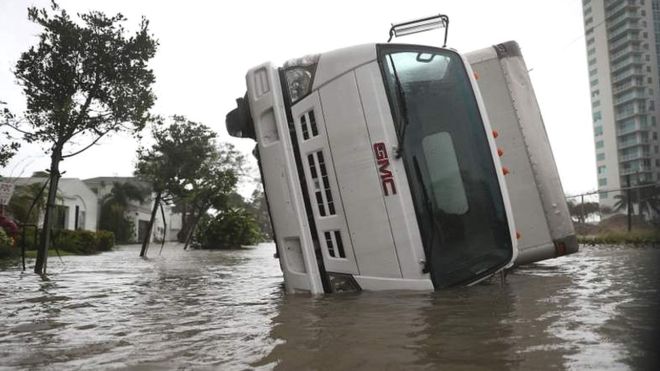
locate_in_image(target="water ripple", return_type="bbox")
[0,243,658,370]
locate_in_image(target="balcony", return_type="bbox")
[609,33,641,51]
[607,1,639,20]
[619,150,650,161]
[615,108,646,120]
[610,55,643,73]
[611,67,644,83]
[608,22,642,41]
[618,136,650,149]
[620,166,651,175]
[610,45,642,62]
[617,122,649,135]
[608,10,640,29]
[613,89,646,105]
[612,80,642,93]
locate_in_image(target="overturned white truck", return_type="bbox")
[226,16,576,294]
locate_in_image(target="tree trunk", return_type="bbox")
[183,209,205,250]
[139,190,161,257]
[35,147,62,275]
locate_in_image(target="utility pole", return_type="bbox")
[626,174,632,232]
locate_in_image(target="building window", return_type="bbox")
[594,126,603,135]
[599,192,608,199]
[596,140,604,148]
[592,100,601,108]
[593,111,602,121]
[597,153,605,161]
[598,178,607,186]
[598,165,607,174]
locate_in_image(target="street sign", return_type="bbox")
[0,182,15,206]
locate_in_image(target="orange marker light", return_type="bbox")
[474,71,480,80]
[497,148,504,157]
[492,130,499,138]
[502,167,510,175]
[516,231,521,240]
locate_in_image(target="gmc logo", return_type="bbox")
[373,142,397,196]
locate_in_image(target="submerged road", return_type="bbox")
[0,243,658,370]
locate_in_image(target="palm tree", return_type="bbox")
[613,182,660,220]
[98,182,149,243]
[7,182,49,224]
[638,182,660,221]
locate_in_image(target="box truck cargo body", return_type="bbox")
[466,41,578,266]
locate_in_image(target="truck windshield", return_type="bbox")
[378,44,513,288]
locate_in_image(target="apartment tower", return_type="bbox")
[583,0,660,205]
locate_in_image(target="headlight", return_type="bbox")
[283,54,320,104]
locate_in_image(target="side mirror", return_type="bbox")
[225,93,255,140]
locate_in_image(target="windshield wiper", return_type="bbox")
[387,55,410,158]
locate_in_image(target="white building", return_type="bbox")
[7,176,181,243]
[582,0,660,206]
[84,177,181,242]
[10,177,98,232]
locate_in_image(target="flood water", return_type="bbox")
[0,243,658,370]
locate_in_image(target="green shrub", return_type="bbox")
[96,230,115,251]
[194,208,262,249]
[9,228,115,256]
[15,227,39,250]
[0,228,18,259]
[52,229,98,254]
[578,229,660,245]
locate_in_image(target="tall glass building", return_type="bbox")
[583,0,660,204]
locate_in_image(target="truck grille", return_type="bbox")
[301,110,319,140]
[324,230,346,258]
[307,151,336,216]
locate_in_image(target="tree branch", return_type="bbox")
[61,127,112,158]
[1,121,35,136]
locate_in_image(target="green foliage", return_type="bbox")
[0,103,20,168]
[135,116,227,253]
[246,188,273,241]
[98,182,147,243]
[612,183,660,220]
[50,229,115,254]
[15,227,39,251]
[578,230,660,245]
[99,203,134,243]
[11,2,158,271]
[15,2,157,146]
[194,208,262,249]
[177,142,245,242]
[135,116,218,198]
[0,228,17,259]
[566,200,600,223]
[96,230,115,251]
[6,182,49,224]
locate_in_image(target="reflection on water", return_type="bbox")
[0,244,658,370]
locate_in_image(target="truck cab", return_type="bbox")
[227,41,518,293]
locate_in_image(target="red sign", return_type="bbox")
[373,142,397,196]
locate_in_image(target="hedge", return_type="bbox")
[11,228,116,255]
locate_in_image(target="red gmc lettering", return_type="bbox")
[373,142,397,196]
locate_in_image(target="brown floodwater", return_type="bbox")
[0,243,658,370]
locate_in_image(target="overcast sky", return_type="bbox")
[0,0,593,196]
